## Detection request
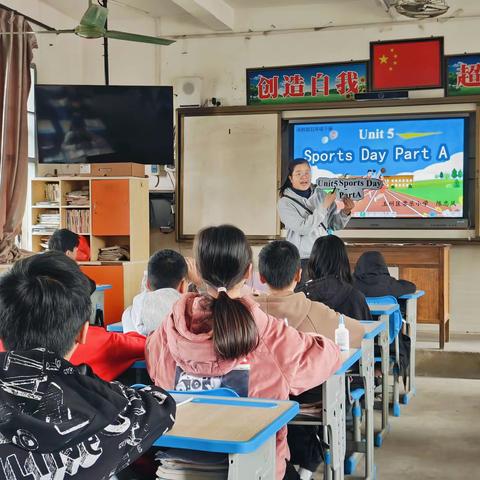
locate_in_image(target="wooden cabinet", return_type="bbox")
[92,179,130,236]
[347,244,450,348]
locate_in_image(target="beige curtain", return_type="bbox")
[0,8,37,263]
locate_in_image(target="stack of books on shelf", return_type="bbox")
[65,188,89,206]
[66,210,90,234]
[32,211,60,234]
[34,200,59,207]
[44,183,60,203]
[39,236,50,251]
[97,245,130,261]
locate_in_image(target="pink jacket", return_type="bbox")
[145,293,341,479]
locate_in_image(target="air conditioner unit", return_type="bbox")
[173,76,203,107]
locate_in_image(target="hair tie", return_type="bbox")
[217,287,227,293]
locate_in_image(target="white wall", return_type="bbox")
[159,16,480,105]
[4,0,162,85]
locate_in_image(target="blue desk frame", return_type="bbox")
[399,290,425,405]
[345,320,386,479]
[106,321,123,332]
[366,303,398,445]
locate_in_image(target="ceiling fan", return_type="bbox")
[1,0,175,46]
[392,0,450,19]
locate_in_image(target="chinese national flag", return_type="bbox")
[371,38,443,90]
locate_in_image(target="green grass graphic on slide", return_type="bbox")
[394,179,463,205]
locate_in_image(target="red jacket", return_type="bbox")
[71,326,146,381]
[0,327,146,381]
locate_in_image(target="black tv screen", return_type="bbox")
[35,85,173,165]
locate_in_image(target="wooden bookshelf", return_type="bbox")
[30,176,149,324]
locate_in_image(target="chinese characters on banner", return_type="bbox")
[247,62,368,105]
[446,54,480,96]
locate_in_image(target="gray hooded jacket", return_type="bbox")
[278,186,350,258]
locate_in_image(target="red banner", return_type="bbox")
[371,38,443,91]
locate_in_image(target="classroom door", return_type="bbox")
[91,179,130,235]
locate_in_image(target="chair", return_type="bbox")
[169,387,239,398]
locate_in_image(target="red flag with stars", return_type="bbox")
[370,38,443,91]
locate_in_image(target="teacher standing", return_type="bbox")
[278,159,354,278]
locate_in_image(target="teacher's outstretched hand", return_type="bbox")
[278,158,353,264]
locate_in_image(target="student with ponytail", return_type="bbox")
[146,225,341,480]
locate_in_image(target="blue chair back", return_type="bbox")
[131,384,239,398]
[366,295,402,344]
[169,388,239,398]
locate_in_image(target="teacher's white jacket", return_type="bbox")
[278,186,350,258]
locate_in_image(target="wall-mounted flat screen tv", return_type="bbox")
[290,115,473,229]
[35,85,173,165]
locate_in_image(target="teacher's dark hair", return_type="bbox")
[194,225,258,360]
[279,158,311,197]
[308,235,353,284]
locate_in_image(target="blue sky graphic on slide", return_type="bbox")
[292,117,465,176]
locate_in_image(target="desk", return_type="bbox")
[399,290,425,405]
[106,321,123,332]
[154,394,299,480]
[291,348,361,480]
[366,303,398,445]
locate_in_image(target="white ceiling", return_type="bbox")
[38,0,480,33]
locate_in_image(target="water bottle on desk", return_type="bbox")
[335,314,350,351]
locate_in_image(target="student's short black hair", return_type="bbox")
[258,240,301,289]
[148,249,188,290]
[0,251,91,357]
[48,228,79,253]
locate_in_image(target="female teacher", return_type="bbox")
[278,158,355,276]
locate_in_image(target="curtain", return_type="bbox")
[0,8,37,263]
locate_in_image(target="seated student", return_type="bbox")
[48,228,96,292]
[256,240,365,479]
[257,240,365,347]
[299,235,372,321]
[353,250,416,378]
[353,250,416,305]
[70,326,146,382]
[145,224,341,480]
[48,228,82,260]
[48,230,155,381]
[122,249,188,335]
[0,251,176,479]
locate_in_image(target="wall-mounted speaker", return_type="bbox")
[173,76,203,107]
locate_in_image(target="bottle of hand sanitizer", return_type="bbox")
[335,314,350,351]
